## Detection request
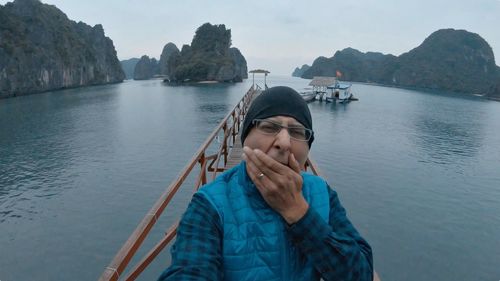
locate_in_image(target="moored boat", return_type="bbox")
[309,76,336,102]
[299,88,317,102]
[335,82,353,103]
[307,76,356,103]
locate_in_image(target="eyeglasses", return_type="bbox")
[252,119,313,142]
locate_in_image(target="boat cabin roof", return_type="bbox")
[309,76,337,87]
[328,82,352,90]
[249,69,270,74]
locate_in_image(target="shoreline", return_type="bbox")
[300,77,500,102]
[0,80,124,100]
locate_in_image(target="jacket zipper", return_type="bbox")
[281,222,291,281]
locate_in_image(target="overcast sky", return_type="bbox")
[2,0,500,74]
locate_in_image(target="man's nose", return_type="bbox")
[273,128,292,150]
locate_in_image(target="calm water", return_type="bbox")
[1,76,499,281]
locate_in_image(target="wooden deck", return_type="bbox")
[224,90,261,170]
[225,139,244,170]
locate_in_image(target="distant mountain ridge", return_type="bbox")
[0,0,124,98]
[299,29,500,99]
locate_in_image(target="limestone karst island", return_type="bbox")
[1,0,499,100]
[0,0,247,98]
[0,0,124,98]
[129,23,248,83]
[293,29,500,100]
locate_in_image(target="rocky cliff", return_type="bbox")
[120,58,140,80]
[168,23,248,83]
[301,29,499,96]
[486,69,500,100]
[133,55,159,80]
[0,0,125,98]
[292,64,310,77]
[159,42,179,77]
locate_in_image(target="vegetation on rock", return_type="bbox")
[300,29,499,97]
[159,43,180,77]
[168,23,248,83]
[0,0,124,98]
[133,55,159,80]
[130,23,247,83]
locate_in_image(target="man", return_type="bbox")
[159,86,373,281]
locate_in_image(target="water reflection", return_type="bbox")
[0,85,120,222]
[414,118,482,164]
[198,104,228,113]
[411,103,485,166]
[193,84,233,127]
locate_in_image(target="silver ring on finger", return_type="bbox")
[257,172,265,179]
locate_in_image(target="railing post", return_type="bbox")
[199,152,207,185]
[222,123,228,166]
[231,112,236,144]
[236,113,240,133]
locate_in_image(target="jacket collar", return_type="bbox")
[237,161,257,194]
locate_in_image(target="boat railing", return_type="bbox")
[98,83,322,281]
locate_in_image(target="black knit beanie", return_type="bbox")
[241,86,314,147]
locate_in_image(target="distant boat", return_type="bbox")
[298,87,316,102]
[300,91,316,102]
[308,76,357,103]
[309,76,336,102]
[330,82,353,103]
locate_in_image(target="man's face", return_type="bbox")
[243,115,310,168]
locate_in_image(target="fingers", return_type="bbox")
[242,146,306,219]
[288,153,301,174]
[243,146,291,175]
[242,146,303,190]
[243,152,274,193]
[243,146,280,179]
[244,156,260,184]
[244,153,262,180]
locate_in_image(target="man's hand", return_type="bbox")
[242,146,309,224]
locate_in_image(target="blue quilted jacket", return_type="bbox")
[198,162,330,281]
